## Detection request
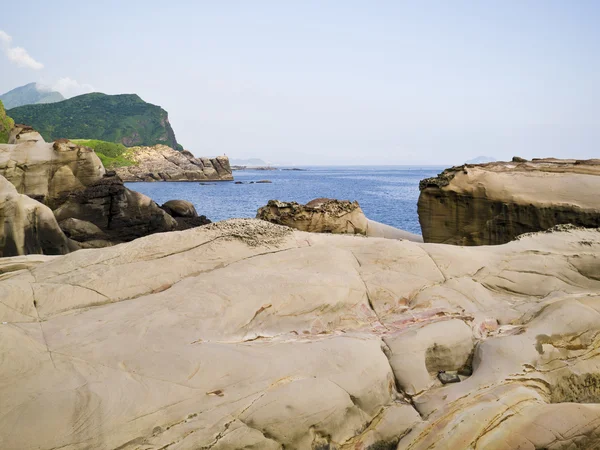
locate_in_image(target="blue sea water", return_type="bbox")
[126,166,444,235]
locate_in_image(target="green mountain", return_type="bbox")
[8,92,182,150]
[0,100,15,144]
[0,83,65,109]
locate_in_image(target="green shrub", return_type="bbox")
[73,139,136,169]
[0,100,15,144]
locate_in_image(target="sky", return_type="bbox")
[1,1,599,165]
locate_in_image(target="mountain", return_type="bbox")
[466,156,496,164]
[8,92,182,150]
[0,83,65,109]
[0,100,15,143]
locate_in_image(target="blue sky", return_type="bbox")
[1,1,599,164]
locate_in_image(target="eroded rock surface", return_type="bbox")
[0,175,74,257]
[418,158,600,245]
[1,219,599,449]
[115,145,233,181]
[257,198,423,242]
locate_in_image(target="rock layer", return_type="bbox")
[418,158,600,245]
[1,219,599,449]
[115,145,233,181]
[257,198,423,242]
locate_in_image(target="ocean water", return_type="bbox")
[126,166,444,235]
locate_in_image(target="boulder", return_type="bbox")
[257,198,423,242]
[0,132,105,208]
[418,158,600,245]
[1,220,600,448]
[160,199,198,218]
[114,145,233,182]
[0,175,73,257]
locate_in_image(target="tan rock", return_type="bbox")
[0,220,599,449]
[257,198,423,241]
[0,175,74,257]
[114,145,233,181]
[418,158,600,245]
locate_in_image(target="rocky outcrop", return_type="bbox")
[1,220,600,449]
[0,175,73,256]
[257,198,423,242]
[115,145,233,181]
[53,174,176,243]
[0,130,177,251]
[418,158,600,245]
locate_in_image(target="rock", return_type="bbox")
[172,215,212,230]
[235,181,244,184]
[256,179,272,183]
[418,158,600,245]
[53,174,176,243]
[114,145,233,182]
[257,198,423,242]
[437,371,461,384]
[0,129,105,208]
[512,156,528,162]
[160,199,198,218]
[0,175,73,257]
[58,218,107,241]
[1,221,600,448]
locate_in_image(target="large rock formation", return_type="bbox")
[418,158,600,245]
[0,129,177,250]
[0,175,73,256]
[1,219,599,449]
[257,198,423,242]
[115,144,233,181]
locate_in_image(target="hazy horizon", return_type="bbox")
[1,1,599,165]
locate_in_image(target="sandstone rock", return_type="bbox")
[161,199,198,218]
[115,144,233,182]
[58,217,107,241]
[257,198,423,242]
[418,158,600,245]
[0,130,105,208]
[1,220,600,448]
[0,175,73,257]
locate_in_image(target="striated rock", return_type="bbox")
[257,198,423,242]
[418,158,600,245]
[0,220,600,448]
[115,144,233,182]
[53,173,176,243]
[0,175,73,257]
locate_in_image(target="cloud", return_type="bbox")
[50,77,95,98]
[0,29,44,70]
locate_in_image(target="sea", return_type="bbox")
[126,166,445,235]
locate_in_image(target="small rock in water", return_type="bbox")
[438,371,460,384]
[256,180,272,183]
[234,181,244,184]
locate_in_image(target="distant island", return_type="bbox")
[465,155,496,164]
[8,92,182,150]
[0,82,65,109]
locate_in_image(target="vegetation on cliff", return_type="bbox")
[8,92,182,150]
[0,83,65,109]
[0,100,15,144]
[72,139,136,169]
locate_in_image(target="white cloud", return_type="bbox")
[50,77,95,98]
[0,29,44,70]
